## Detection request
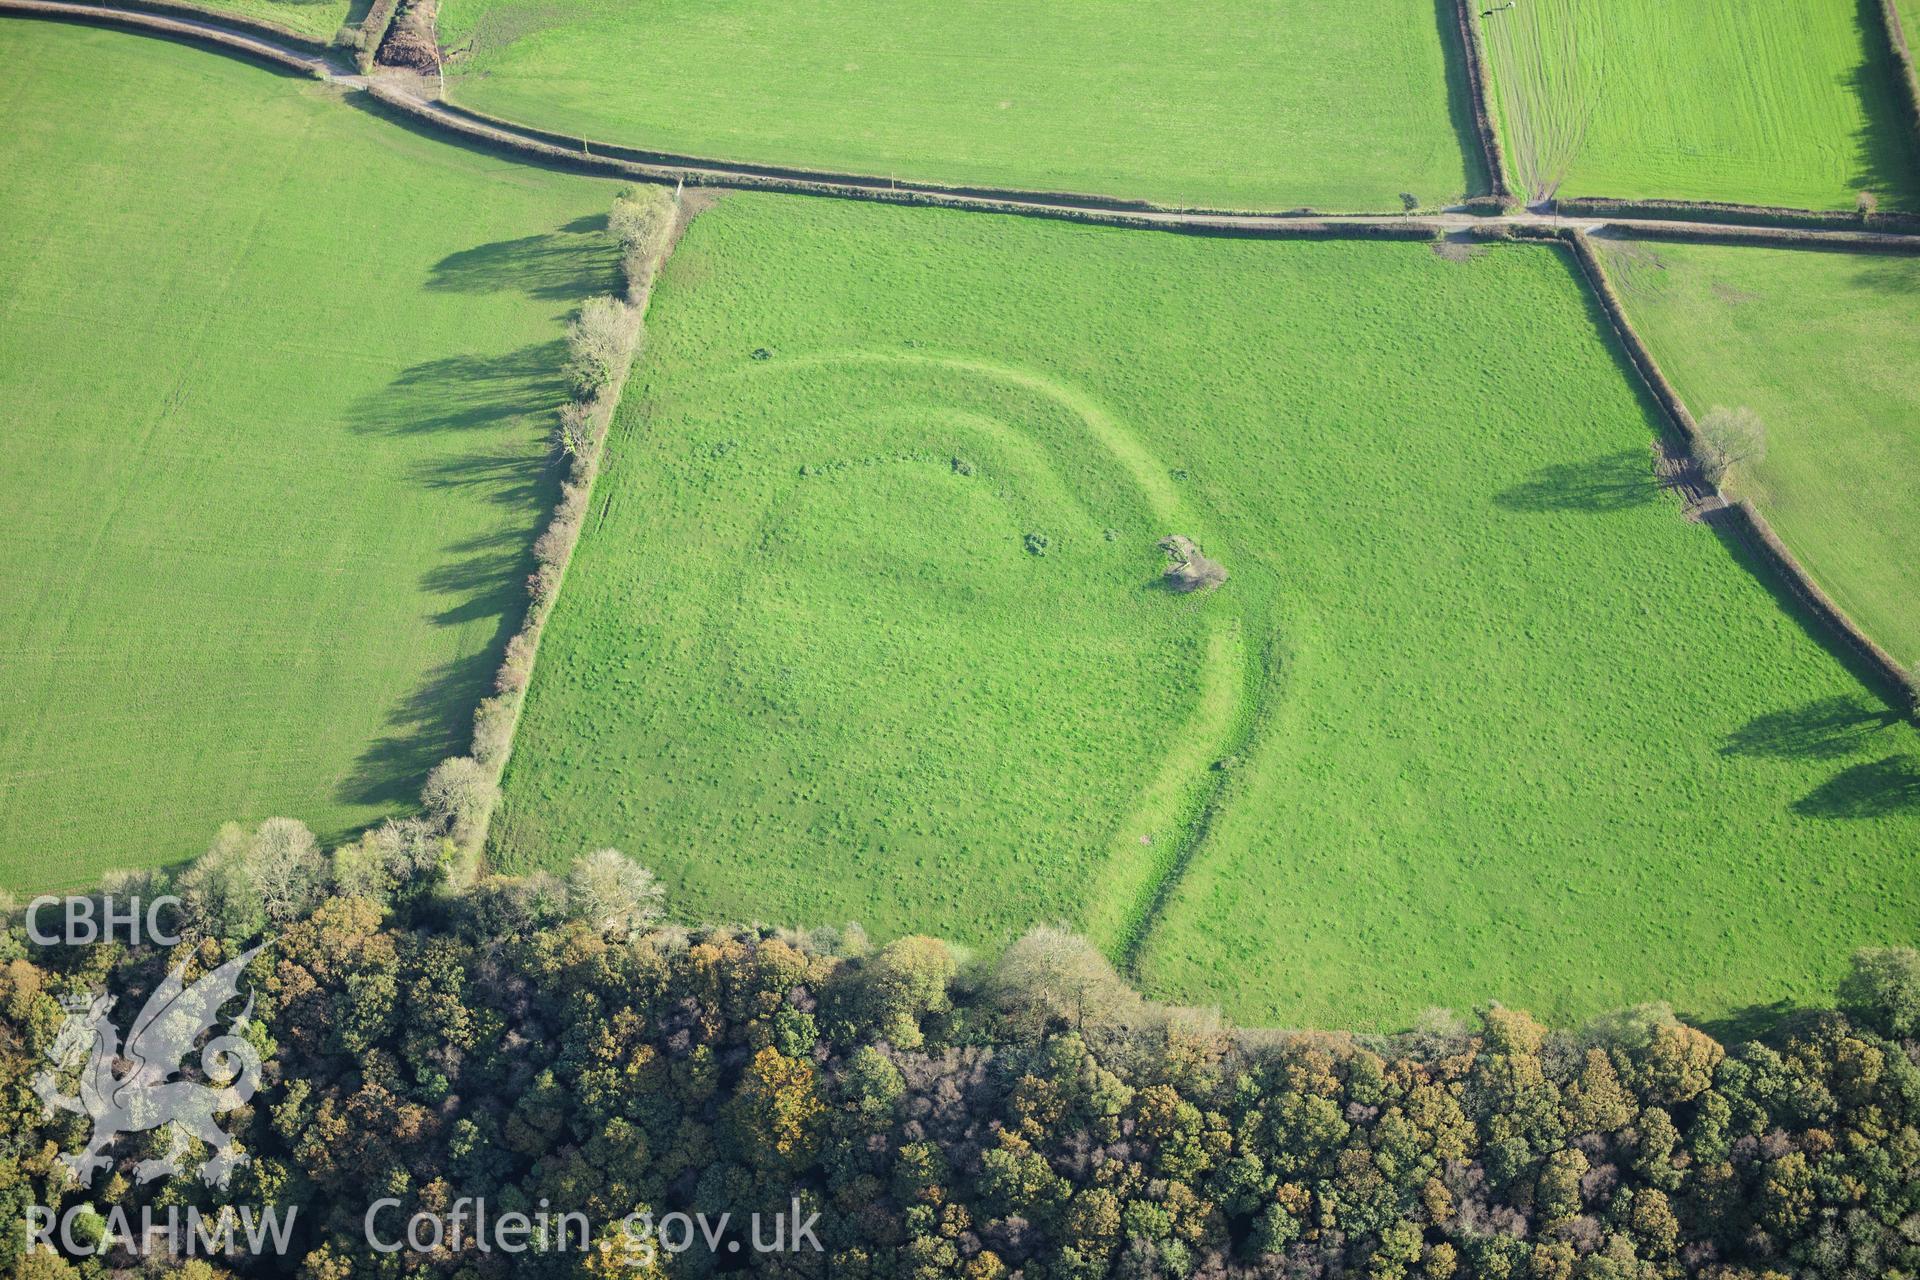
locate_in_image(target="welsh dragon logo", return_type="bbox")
[33,946,265,1190]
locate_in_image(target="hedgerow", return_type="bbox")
[412,184,681,864]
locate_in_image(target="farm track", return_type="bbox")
[9,0,1920,251]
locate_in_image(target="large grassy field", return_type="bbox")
[0,22,617,888]
[1481,0,1920,210]
[1594,238,1920,669]
[434,0,1482,212]
[495,194,1920,1030]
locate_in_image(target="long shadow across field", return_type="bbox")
[348,340,569,435]
[427,216,619,301]
[332,220,599,816]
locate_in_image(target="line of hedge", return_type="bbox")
[0,0,320,67]
[427,185,684,862]
[425,96,1435,220]
[1448,0,1515,204]
[374,87,1458,242]
[1880,0,1920,151]
[1600,219,1920,254]
[1556,195,1920,234]
[1484,222,1916,704]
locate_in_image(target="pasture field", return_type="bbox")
[433,0,1483,212]
[1481,0,1920,210]
[1594,239,1920,669]
[170,0,355,40]
[0,22,618,888]
[494,194,1920,1029]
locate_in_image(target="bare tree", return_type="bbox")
[422,756,499,848]
[1693,406,1766,489]
[565,848,666,939]
[249,817,329,923]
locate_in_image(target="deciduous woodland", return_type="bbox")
[6,840,1920,1279]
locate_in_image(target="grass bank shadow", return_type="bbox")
[1431,0,1494,200]
[1494,450,1657,513]
[1846,0,1920,208]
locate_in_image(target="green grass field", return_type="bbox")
[1481,0,1920,210]
[1595,238,1920,669]
[433,0,1483,212]
[495,194,1920,1030]
[167,0,355,39]
[0,22,618,889]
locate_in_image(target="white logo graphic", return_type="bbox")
[34,946,265,1190]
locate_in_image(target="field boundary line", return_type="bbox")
[460,193,696,868]
[12,0,1920,246]
[1553,195,1920,235]
[1514,224,1917,704]
[1449,0,1515,205]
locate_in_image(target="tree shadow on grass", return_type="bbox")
[427,217,620,302]
[1721,694,1903,760]
[1686,999,1817,1048]
[336,649,503,808]
[411,447,553,513]
[1494,450,1657,513]
[1794,754,1920,819]
[336,517,545,807]
[1850,254,1920,296]
[349,340,568,436]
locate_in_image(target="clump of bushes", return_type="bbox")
[1159,534,1227,592]
[563,295,640,398]
[1024,531,1051,556]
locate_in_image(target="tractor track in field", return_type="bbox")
[8,0,1920,253]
